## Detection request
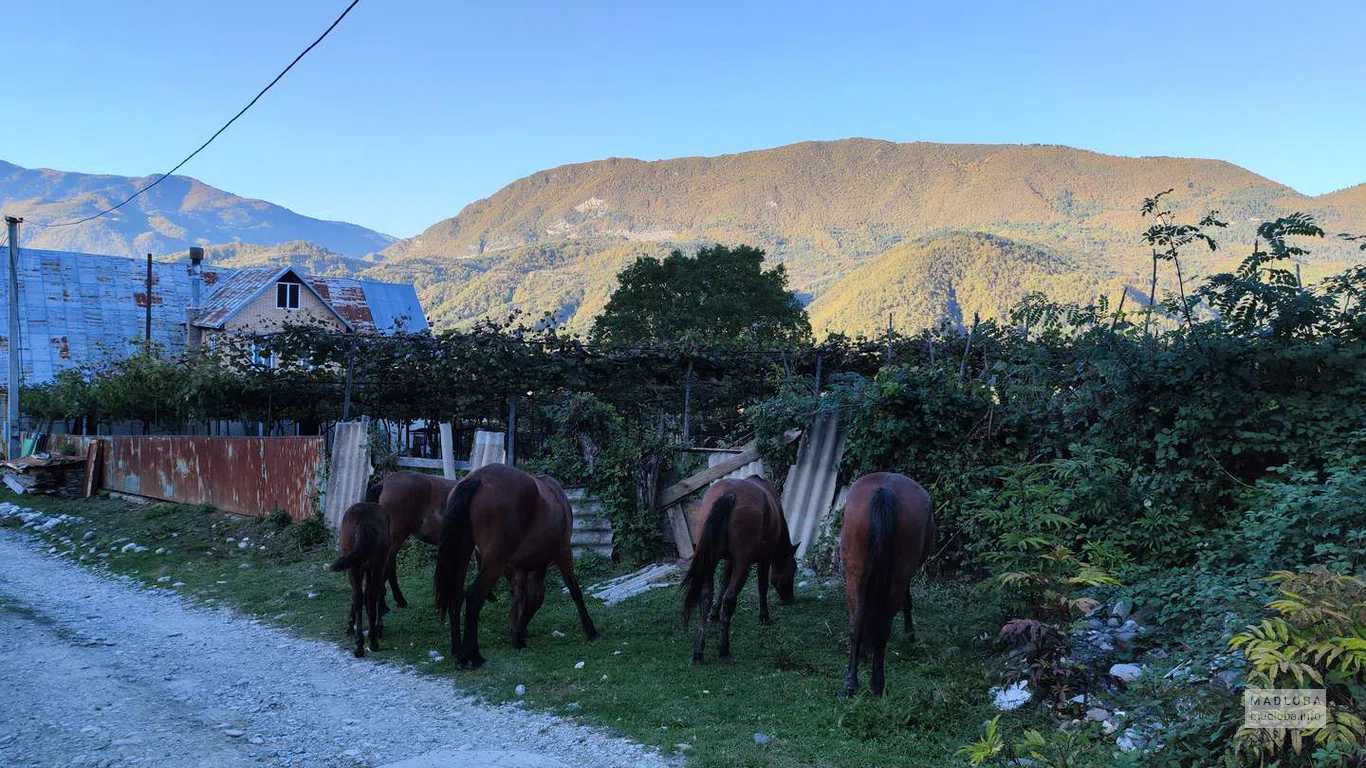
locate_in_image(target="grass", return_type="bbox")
[4,491,1032,767]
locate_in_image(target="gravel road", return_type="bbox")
[0,528,674,768]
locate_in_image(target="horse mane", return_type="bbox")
[682,492,735,624]
[860,486,899,647]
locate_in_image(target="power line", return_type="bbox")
[37,0,362,229]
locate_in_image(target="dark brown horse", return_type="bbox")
[682,475,798,665]
[366,470,455,610]
[434,463,599,669]
[330,501,393,658]
[839,472,935,697]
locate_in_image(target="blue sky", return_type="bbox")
[3,1,1363,238]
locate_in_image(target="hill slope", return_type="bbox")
[380,139,1366,333]
[0,160,394,257]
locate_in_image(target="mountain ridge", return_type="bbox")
[0,159,394,257]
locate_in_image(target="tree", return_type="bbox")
[589,245,811,348]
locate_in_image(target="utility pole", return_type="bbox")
[144,254,153,350]
[5,217,21,460]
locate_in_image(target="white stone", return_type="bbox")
[573,661,585,669]
[1109,663,1143,682]
[991,680,1031,711]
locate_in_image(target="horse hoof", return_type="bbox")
[588,631,603,643]
[459,654,486,670]
[395,597,408,609]
[690,656,704,667]
[354,647,365,659]
[759,616,774,626]
[370,641,380,652]
[345,626,354,636]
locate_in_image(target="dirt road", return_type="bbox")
[0,529,673,768]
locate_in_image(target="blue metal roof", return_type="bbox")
[0,247,428,384]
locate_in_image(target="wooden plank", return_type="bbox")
[438,422,457,480]
[396,456,472,472]
[82,441,102,498]
[667,504,694,559]
[656,445,761,509]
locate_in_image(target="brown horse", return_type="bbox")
[433,463,599,669]
[330,501,393,658]
[367,470,498,610]
[682,475,798,665]
[839,472,935,697]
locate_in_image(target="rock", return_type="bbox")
[1216,669,1242,688]
[1106,618,1120,628]
[238,540,251,550]
[1068,694,1087,704]
[306,592,319,600]
[377,750,569,768]
[514,684,526,696]
[156,576,171,583]
[801,568,817,578]
[223,729,245,737]
[551,630,566,638]
[172,582,185,588]
[797,580,809,588]
[1110,663,1144,682]
[1085,707,1110,722]
[428,650,443,661]
[753,732,772,746]
[1116,728,1145,752]
[82,531,96,541]
[1111,600,1134,619]
[991,680,1031,711]
[249,736,265,745]
[155,548,166,555]
[573,661,585,669]
[111,737,143,746]
[674,743,692,752]
[564,702,582,712]
[1089,635,1115,652]
[120,543,139,553]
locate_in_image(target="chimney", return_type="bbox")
[187,247,204,348]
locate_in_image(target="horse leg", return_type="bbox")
[556,552,600,641]
[708,560,732,622]
[841,610,863,698]
[717,560,750,661]
[507,571,526,648]
[349,569,365,658]
[366,563,383,653]
[513,568,547,649]
[869,613,892,696]
[459,558,503,669]
[757,561,773,626]
[902,585,915,641]
[691,565,714,665]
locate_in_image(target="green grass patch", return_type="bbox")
[6,491,1029,767]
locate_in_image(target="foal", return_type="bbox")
[682,475,798,664]
[330,502,392,658]
[839,472,935,697]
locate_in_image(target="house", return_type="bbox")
[0,246,428,384]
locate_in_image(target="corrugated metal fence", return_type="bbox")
[781,412,847,561]
[30,434,326,520]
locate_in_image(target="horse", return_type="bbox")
[682,475,799,665]
[366,470,497,610]
[839,472,935,697]
[330,501,393,658]
[434,463,599,669]
[366,470,455,610]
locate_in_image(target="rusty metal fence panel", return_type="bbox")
[101,436,326,520]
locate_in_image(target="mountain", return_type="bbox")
[378,139,1366,334]
[0,160,394,257]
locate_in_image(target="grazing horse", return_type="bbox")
[839,472,935,697]
[367,470,497,610]
[366,471,455,610]
[434,463,599,669]
[330,502,393,658]
[682,475,799,665]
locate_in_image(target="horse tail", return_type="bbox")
[682,493,734,624]
[363,478,384,504]
[330,518,375,573]
[859,486,899,645]
[434,477,481,626]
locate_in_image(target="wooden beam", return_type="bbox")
[396,456,472,472]
[656,445,760,509]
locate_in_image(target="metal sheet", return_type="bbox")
[324,419,371,530]
[705,450,767,481]
[781,412,846,562]
[101,435,326,521]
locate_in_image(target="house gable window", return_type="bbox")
[276,281,301,310]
